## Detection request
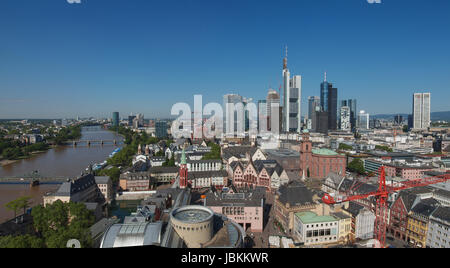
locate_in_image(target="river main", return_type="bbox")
[0,126,124,222]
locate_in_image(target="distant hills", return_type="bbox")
[372,111,450,121]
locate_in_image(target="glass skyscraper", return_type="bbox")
[155,121,168,138]
[112,112,119,127]
[320,73,337,130]
[308,96,320,120]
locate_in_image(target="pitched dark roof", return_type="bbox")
[229,161,244,171]
[337,178,377,195]
[277,180,314,207]
[344,201,365,217]
[398,191,419,212]
[338,178,354,192]
[410,200,438,218]
[430,206,450,223]
[434,188,450,199]
[222,146,257,161]
[55,174,96,196]
[253,160,283,175]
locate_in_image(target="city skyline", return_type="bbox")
[1,0,450,119]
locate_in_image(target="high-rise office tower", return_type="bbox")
[357,110,369,130]
[257,99,267,132]
[320,73,338,130]
[394,114,403,125]
[282,47,302,133]
[266,89,281,132]
[155,121,168,138]
[408,114,413,130]
[308,96,320,120]
[340,99,357,131]
[340,106,351,131]
[112,112,119,127]
[128,114,136,126]
[223,94,246,137]
[412,93,431,130]
[243,97,253,132]
[312,107,329,134]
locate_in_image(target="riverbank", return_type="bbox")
[0,150,49,167]
[0,159,18,167]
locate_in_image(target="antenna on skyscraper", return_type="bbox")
[324,71,327,82]
[283,45,288,70]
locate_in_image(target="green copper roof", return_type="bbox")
[295,211,337,224]
[312,148,338,156]
[181,148,186,164]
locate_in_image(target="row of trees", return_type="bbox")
[1,200,95,248]
[375,145,393,152]
[47,125,82,145]
[338,143,353,151]
[0,125,82,160]
[5,196,32,220]
[202,142,221,160]
[0,139,50,160]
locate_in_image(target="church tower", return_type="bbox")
[299,130,312,177]
[179,148,188,188]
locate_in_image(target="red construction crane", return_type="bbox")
[322,166,450,248]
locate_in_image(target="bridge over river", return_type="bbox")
[0,172,74,186]
[64,139,124,146]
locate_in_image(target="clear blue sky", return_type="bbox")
[1,0,449,119]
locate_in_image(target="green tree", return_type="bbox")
[338,143,353,150]
[96,167,121,184]
[17,196,32,215]
[5,198,22,220]
[2,147,23,160]
[202,142,221,160]
[375,145,393,152]
[348,158,365,175]
[31,201,94,248]
[402,125,409,133]
[0,235,45,248]
[163,155,175,167]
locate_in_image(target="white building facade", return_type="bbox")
[413,93,431,130]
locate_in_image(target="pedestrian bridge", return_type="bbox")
[0,176,73,185]
[66,140,123,146]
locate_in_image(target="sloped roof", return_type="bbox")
[55,174,96,196]
[277,180,314,207]
[410,200,438,218]
[222,146,257,161]
[344,201,365,217]
[398,191,419,212]
[430,206,450,223]
[327,172,344,186]
[229,161,244,171]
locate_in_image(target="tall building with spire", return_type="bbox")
[179,148,188,189]
[320,72,337,131]
[282,46,302,133]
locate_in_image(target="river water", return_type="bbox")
[0,126,124,223]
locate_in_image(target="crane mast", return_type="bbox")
[322,166,450,248]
